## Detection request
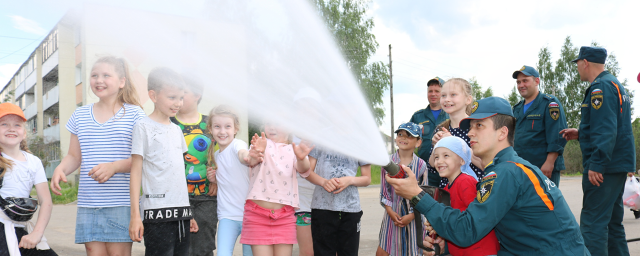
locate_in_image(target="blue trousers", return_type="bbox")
[216,218,253,256]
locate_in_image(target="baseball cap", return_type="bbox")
[0,103,26,121]
[459,97,514,130]
[427,77,445,86]
[512,65,540,79]
[572,46,607,64]
[395,122,422,138]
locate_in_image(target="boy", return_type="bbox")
[171,74,217,256]
[129,67,198,256]
[305,146,371,256]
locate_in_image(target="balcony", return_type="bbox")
[25,72,36,93]
[43,85,59,110]
[15,82,25,99]
[42,51,58,78]
[43,123,60,143]
[23,103,37,120]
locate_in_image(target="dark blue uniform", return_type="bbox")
[415,147,589,255]
[409,106,448,163]
[513,92,567,186]
[578,70,635,255]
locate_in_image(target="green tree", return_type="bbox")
[27,136,60,171]
[507,85,520,106]
[482,87,493,99]
[469,76,492,100]
[312,0,389,124]
[2,90,15,103]
[537,46,560,97]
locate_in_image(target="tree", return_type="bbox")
[537,46,559,97]
[469,76,492,100]
[482,87,493,99]
[27,136,60,171]
[312,0,389,124]
[507,85,520,106]
[2,90,14,103]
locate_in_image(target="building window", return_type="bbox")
[27,117,37,134]
[42,29,58,63]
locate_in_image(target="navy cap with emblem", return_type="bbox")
[512,65,540,79]
[427,77,446,86]
[571,46,607,64]
[395,122,423,139]
[459,97,514,130]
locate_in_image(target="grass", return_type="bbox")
[562,171,584,177]
[48,181,79,204]
[357,165,382,185]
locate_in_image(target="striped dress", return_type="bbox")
[66,103,145,207]
[379,152,427,255]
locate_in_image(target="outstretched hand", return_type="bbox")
[292,140,314,160]
[559,128,578,141]
[251,132,268,153]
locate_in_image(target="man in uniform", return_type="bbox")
[560,46,634,256]
[512,65,567,186]
[410,77,448,185]
[387,97,589,255]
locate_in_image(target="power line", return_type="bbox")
[0,35,40,40]
[0,37,43,61]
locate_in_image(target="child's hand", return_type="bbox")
[398,214,415,228]
[129,217,144,242]
[424,219,435,235]
[321,178,337,193]
[432,127,451,145]
[206,166,216,183]
[331,177,353,194]
[247,146,264,164]
[385,207,402,226]
[50,168,68,196]
[88,162,117,183]
[251,132,267,153]
[18,232,42,249]
[207,183,217,196]
[292,140,314,160]
[190,219,199,233]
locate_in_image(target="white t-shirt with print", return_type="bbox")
[215,139,250,221]
[0,151,47,198]
[131,117,191,222]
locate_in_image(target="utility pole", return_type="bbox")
[389,44,395,153]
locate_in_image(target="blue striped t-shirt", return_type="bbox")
[66,103,145,207]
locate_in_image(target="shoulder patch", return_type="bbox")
[482,171,497,181]
[591,94,603,110]
[591,89,603,95]
[477,180,494,203]
[471,101,479,113]
[548,102,559,108]
[548,102,560,120]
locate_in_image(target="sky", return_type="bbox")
[1,0,639,136]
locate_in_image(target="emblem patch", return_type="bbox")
[591,95,603,110]
[477,180,494,203]
[549,107,560,120]
[519,66,526,71]
[471,101,479,113]
[591,89,602,94]
[483,171,497,181]
[549,102,559,108]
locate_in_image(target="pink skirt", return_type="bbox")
[240,200,297,245]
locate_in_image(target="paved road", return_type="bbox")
[42,177,640,255]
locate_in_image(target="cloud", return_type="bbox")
[0,64,20,89]
[9,15,47,35]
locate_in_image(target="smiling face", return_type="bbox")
[90,62,125,101]
[264,122,289,143]
[210,115,237,147]
[395,130,421,151]
[516,73,539,100]
[149,86,184,118]
[432,147,464,181]
[0,115,26,149]
[440,83,472,115]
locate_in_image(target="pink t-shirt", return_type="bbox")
[246,139,309,209]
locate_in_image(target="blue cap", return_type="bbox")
[512,65,540,79]
[395,122,422,138]
[572,46,607,64]
[427,77,445,86]
[459,97,514,130]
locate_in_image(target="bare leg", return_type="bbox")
[273,244,293,256]
[251,245,275,256]
[296,225,313,256]
[376,246,390,256]
[85,242,108,256]
[105,242,133,256]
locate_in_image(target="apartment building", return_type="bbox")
[1,10,247,183]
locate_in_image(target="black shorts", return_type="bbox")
[0,222,58,256]
[311,209,363,256]
[143,219,191,256]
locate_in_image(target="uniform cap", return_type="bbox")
[395,122,422,139]
[572,46,607,64]
[459,97,513,130]
[0,103,26,121]
[512,65,540,79]
[427,77,446,86]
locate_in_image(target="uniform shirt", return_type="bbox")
[579,71,635,174]
[409,106,449,163]
[66,103,145,207]
[415,147,589,255]
[131,117,192,223]
[513,92,567,172]
[443,173,500,256]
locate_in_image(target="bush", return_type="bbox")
[357,165,381,185]
[562,140,583,175]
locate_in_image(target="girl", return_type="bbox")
[240,123,312,256]
[50,56,145,256]
[428,136,500,255]
[377,122,427,256]
[207,105,253,256]
[0,103,56,256]
[427,78,483,188]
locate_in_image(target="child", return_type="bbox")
[207,105,253,256]
[50,56,145,255]
[304,143,371,256]
[171,74,217,256]
[129,67,198,256]
[0,103,56,256]
[377,122,428,256]
[427,78,483,188]
[240,123,313,256]
[429,136,500,255]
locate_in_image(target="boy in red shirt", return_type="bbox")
[429,136,500,255]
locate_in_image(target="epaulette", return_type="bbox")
[414,109,424,114]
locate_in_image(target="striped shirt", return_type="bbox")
[66,103,145,207]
